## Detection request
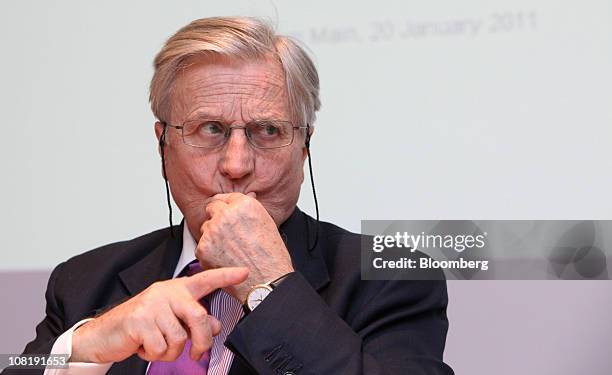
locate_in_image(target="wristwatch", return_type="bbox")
[243,273,292,313]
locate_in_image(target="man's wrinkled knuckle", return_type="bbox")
[144,282,167,301]
[129,305,147,322]
[167,329,188,345]
[205,227,221,242]
[149,342,167,358]
[190,308,208,324]
[200,220,210,232]
[166,336,185,348]
[196,242,207,256]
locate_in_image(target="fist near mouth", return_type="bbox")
[197,192,295,303]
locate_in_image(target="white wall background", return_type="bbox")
[2,0,611,270]
[1,1,611,374]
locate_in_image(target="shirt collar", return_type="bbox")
[172,222,197,278]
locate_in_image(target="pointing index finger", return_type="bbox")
[184,267,249,299]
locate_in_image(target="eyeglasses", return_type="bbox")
[162,119,308,149]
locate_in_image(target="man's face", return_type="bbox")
[155,55,308,240]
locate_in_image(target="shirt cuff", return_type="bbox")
[44,319,113,375]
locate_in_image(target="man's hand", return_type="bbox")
[71,267,249,363]
[197,193,294,302]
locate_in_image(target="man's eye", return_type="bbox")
[254,122,281,137]
[199,121,224,135]
[264,124,279,136]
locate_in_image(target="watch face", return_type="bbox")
[247,286,273,311]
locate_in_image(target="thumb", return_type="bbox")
[209,316,222,336]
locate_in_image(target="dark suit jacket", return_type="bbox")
[5,208,453,375]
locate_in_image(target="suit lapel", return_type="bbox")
[109,224,183,375]
[118,225,183,296]
[280,207,330,292]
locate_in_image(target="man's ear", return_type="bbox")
[155,121,165,157]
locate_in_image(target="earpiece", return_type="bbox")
[159,123,174,238]
[159,123,167,147]
[304,122,319,251]
[305,123,312,148]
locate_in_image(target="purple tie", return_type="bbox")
[147,261,211,375]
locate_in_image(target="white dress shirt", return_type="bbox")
[44,224,244,375]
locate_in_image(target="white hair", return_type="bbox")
[149,17,321,128]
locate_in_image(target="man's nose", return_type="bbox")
[219,128,254,180]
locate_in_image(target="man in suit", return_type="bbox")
[5,17,453,374]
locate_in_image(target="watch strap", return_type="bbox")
[269,272,293,288]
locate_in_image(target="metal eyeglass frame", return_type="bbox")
[160,121,309,149]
